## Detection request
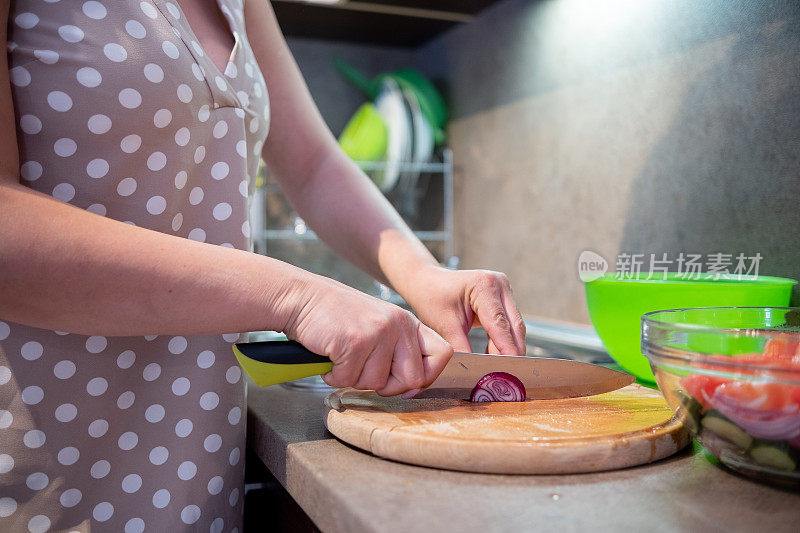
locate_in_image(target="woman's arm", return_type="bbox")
[245,2,526,355]
[245,1,427,288]
[1,183,303,337]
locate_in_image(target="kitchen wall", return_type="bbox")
[415,0,800,322]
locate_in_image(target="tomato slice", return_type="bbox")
[680,374,729,411]
[790,386,800,407]
[762,335,800,362]
[713,381,794,411]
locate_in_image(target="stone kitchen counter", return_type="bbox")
[247,384,800,533]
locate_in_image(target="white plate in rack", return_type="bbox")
[372,79,411,192]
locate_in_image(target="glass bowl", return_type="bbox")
[642,307,800,487]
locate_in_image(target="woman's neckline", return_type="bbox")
[170,0,237,75]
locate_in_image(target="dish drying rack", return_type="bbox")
[252,148,456,272]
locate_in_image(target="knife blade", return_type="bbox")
[414,351,634,400]
[232,340,634,399]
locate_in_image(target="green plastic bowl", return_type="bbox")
[585,273,796,382]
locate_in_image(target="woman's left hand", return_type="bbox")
[401,266,527,356]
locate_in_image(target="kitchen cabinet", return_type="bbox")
[271,0,503,47]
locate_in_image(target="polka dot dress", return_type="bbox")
[3,1,268,531]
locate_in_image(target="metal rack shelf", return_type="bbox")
[352,161,450,172]
[262,229,451,242]
[255,148,455,263]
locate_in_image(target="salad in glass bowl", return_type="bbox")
[642,307,800,487]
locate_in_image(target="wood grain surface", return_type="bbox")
[324,384,689,474]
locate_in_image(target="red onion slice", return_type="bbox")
[710,389,800,441]
[469,372,526,402]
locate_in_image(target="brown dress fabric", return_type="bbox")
[2,1,269,531]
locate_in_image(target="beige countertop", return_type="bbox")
[247,383,800,533]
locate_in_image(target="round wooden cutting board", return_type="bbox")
[324,384,689,474]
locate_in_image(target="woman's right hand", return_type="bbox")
[280,274,453,397]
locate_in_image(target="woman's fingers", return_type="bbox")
[376,319,452,397]
[472,272,526,355]
[320,336,373,388]
[417,323,452,385]
[398,324,453,399]
[486,338,499,355]
[375,332,424,396]
[352,343,394,391]
[321,351,368,388]
[436,324,472,354]
[474,295,518,355]
[500,279,527,354]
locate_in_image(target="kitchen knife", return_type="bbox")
[413,350,634,400]
[233,340,634,399]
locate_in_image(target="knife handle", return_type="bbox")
[232,340,334,388]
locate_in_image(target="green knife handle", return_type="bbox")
[232,340,334,387]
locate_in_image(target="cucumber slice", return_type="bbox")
[749,440,798,472]
[676,391,702,434]
[701,411,753,450]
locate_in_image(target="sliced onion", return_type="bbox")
[470,372,526,402]
[710,389,800,441]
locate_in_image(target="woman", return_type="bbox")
[0,1,525,531]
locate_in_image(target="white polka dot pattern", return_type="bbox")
[122,473,142,493]
[177,460,197,480]
[60,489,82,508]
[117,390,136,409]
[90,460,111,479]
[120,134,142,154]
[152,488,171,508]
[0,455,15,474]
[126,20,146,39]
[88,419,109,438]
[3,0,263,529]
[53,359,76,379]
[125,517,145,533]
[55,403,78,423]
[87,114,111,134]
[28,515,51,533]
[77,67,102,88]
[58,447,80,465]
[175,418,193,438]
[58,25,84,44]
[144,62,164,83]
[20,114,41,134]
